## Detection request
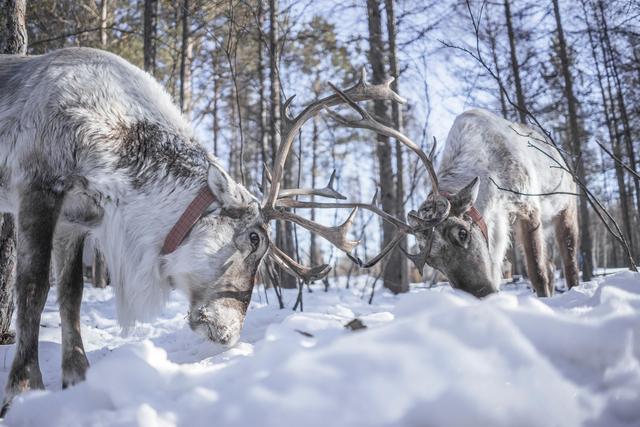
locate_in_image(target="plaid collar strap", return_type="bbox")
[161,185,216,255]
[440,191,489,246]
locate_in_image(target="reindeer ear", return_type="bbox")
[207,165,256,208]
[451,177,479,215]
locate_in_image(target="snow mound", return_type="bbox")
[2,272,639,427]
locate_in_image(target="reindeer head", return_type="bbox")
[162,70,413,346]
[408,177,497,297]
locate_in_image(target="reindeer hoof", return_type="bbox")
[0,400,11,418]
[62,351,89,389]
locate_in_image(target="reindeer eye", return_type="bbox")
[458,228,468,241]
[249,232,260,249]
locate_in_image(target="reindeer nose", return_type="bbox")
[188,298,246,346]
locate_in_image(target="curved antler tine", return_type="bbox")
[358,67,367,86]
[269,246,331,283]
[263,162,273,182]
[328,169,338,189]
[260,163,273,194]
[277,169,347,200]
[350,232,406,269]
[429,136,438,161]
[283,95,297,121]
[398,245,429,276]
[371,188,378,205]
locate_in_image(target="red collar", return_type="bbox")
[439,192,489,246]
[161,185,216,255]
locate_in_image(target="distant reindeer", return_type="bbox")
[403,109,580,297]
[0,47,418,411]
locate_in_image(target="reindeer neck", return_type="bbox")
[89,123,217,326]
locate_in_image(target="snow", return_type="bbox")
[1,272,639,427]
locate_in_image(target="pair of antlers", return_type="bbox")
[260,69,450,283]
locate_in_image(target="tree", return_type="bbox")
[143,0,158,74]
[99,0,108,47]
[503,0,527,123]
[179,0,192,116]
[269,0,296,289]
[366,0,407,294]
[551,0,594,280]
[0,0,27,344]
[384,0,409,292]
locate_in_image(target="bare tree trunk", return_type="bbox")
[0,0,26,54]
[269,0,295,289]
[212,52,220,157]
[366,0,404,294]
[0,0,27,344]
[170,0,180,98]
[257,0,268,169]
[143,0,158,74]
[503,0,527,123]
[229,83,237,177]
[486,20,509,120]
[179,0,192,116]
[99,0,108,47]
[552,0,594,281]
[384,0,408,292]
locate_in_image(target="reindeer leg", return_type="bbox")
[2,186,64,415]
[553,208,580,289]
[546,239,556,296]
[516,213,551,297]
[53,232,89,389]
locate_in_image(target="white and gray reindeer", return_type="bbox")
[393,109,580,298]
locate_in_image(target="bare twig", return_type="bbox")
[595,139,640,181]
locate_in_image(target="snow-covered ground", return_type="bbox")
[1,271,639,427]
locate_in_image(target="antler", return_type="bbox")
[262,68,406,211]
[317,82,449,270]
[261,69,446,280]
[259,69,410,281]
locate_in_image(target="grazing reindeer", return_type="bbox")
[330,108,580,298]
[0,47,414,411]
[404,109,580,297]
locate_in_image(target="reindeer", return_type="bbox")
[325,107,580,298]
[0,47,423,412]
[402,109,580,298]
